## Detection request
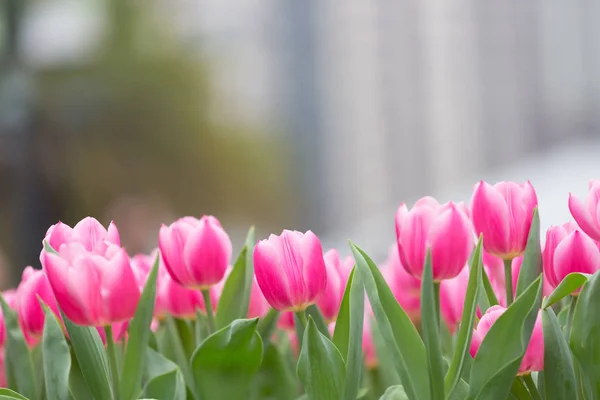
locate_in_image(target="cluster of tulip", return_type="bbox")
[1,180,600,400]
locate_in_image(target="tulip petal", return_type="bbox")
[429,205,473,280]
[99,249,140,323]
[471,181,510,256]
[254,238,293,311]
[552,231,600,286]
[159,224,194,286]
[569,193,600,241]
[73,217,109,252]
[106,222,121,246]
[398,206,436,278]
[302,231,328,310]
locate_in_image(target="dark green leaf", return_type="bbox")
[333,267,365,400]
[509,378,532,400]
[305,305,331,339]
[516,208,542,297]
[162,316,195,395]
[68,347,93,400]
[40,301,70,400]
[216,247,250,329]
[191,318,263,400]
[378,385,409,400]
[297,318,346,400]
[420,251,444,400]
[543,273,590,309]
[569,269,600,394]
[0,294,38,400]
[119,253,159,400]
[351,244,429,400]
[542,307,577,400]
[252,342,297,400]
[445,238,482,396]
[142,348,186,400]
[468,277,542,400]
[61,312,113,400]
[0,388,30,400]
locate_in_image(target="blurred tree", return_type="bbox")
[1,0,298,278]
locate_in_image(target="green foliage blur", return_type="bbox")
[0,0,298,274]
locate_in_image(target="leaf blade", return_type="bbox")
[40,300,71,400]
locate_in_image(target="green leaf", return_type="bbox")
[305,304,331,339]
[332,267,365,400]
[161,316,195,395]
[297,317,346,400]
[142,348,186,400]
[351,244,429,400]
[480,268,499,311]
[509,378,532,400]
[420,251,444,400]
[543,273,590,309]
[379,385,409,400]
[0,388,30,400]
[516,208,542,297]
[542,307,577,400]
[569,269,600,394]
[61,312,113,400]
[216,246,251,329]
[40,300,71,400]
[252,343,297,400]
[0,294,38,400]
[191,318,263,400]
[447,379,470,400]
[119,253,159,400]
[68,347,93,400]
[467,277,542,400]
[445,238,483,396]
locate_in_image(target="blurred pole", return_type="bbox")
[1,0,59,281]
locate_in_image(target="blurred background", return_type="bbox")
[1,0,599,288]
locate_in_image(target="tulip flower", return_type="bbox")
[396,197,474,281]
[40,217,121,269]
[0,290,16,347]
[543,226,600,293]
[318,249,352,322]
[470,305,544,374]
[382,245,421,322]
[43,221,140,326]
[16,267,60,339]
[254,230,327,312]
[159,216,232,290]
[569,179,600,242]
[471,181,538,260]
[159,272,217,320]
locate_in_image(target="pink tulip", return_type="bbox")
[543,227,600,293]
[440,267,469,333]
[159,272,217,320]
[97,321,129,344]
[159,216,232,290]
[318,249,351,322]
[0,290,16,347]
[470,305,543,374]
[16,267,60,339]
[569,179,600,242]
[471,181,538,260]
[254,230,327,312]
[382,245,421,322]
[43,221,140,326]
[0,350,5,388]
[40,217,120,269]
[511,256,553,298]
[396,197,474,281]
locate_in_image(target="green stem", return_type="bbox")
[522,374,542,400]
[566,295,578,338]
[201,289,216,335]
[104,326,120,399]
[295,310,308,332]
[504,259,514,306]
[434,282,441,331]
[195,309,205,347]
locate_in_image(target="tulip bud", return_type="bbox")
[254,230,327,312]
[16,267,60,339]
[568,179,600,242]
[382,246,421,322]
[159,216,232,289]
[396,198,474,281]
[470,305,544,374]
[318,249,351,322]
[40,217,120,269]
[471,181,538,260]
[43,219,140,326]
[543,227,600,293]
